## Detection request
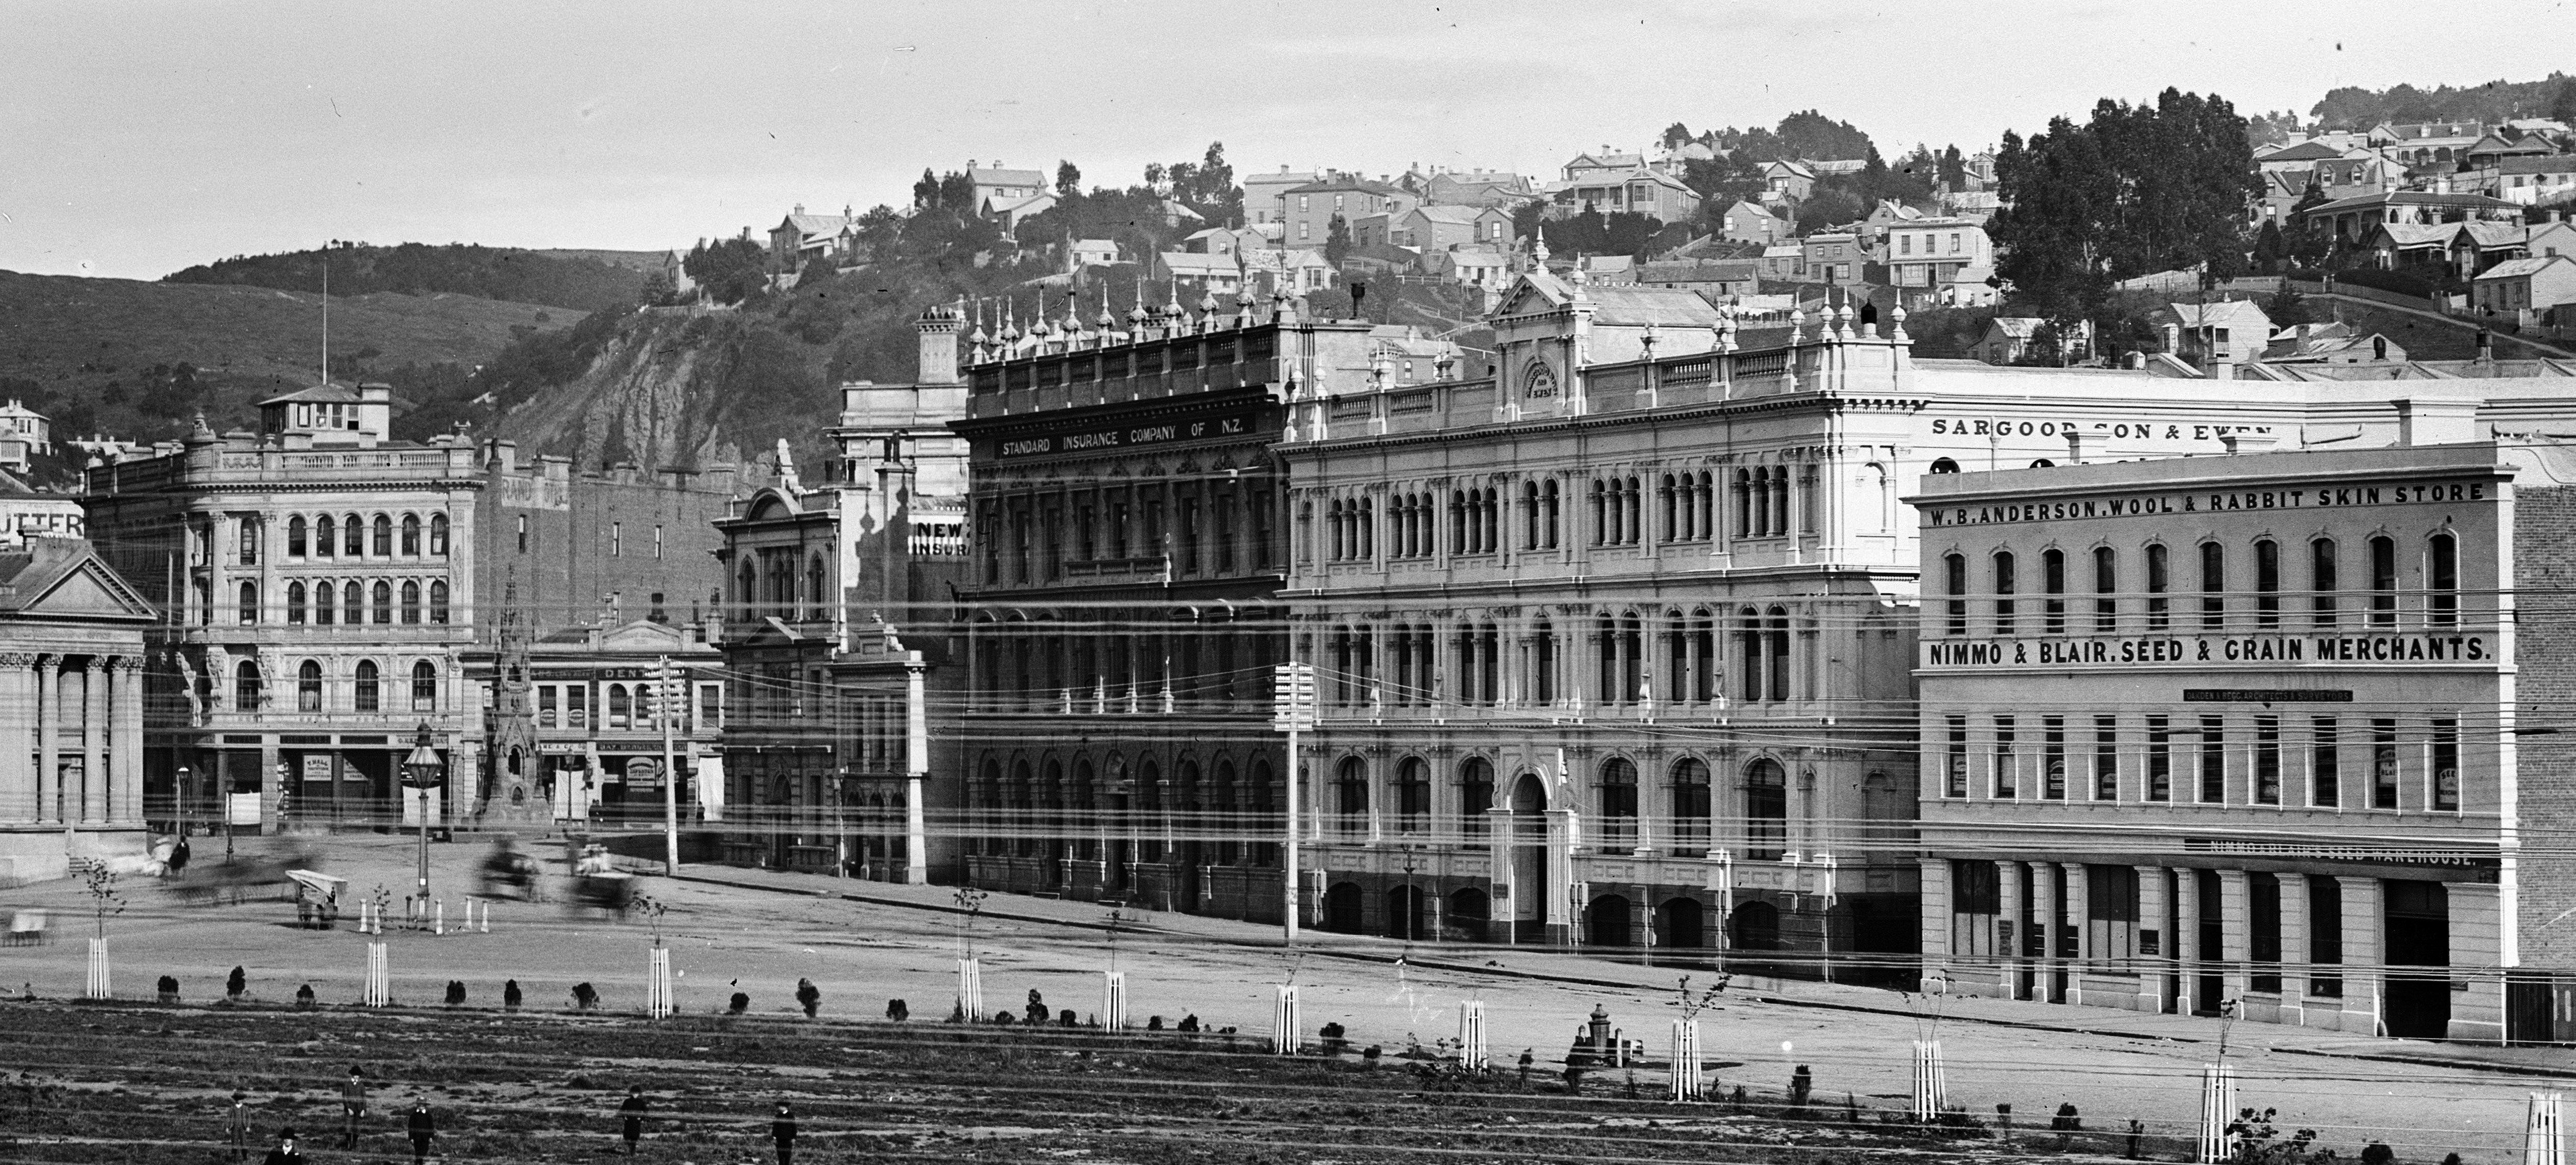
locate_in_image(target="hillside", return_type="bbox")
[165,242,646,313]
[2309,74,2575,131]
[0,269,575,484]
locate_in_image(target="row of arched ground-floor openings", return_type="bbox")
[1315,879,1921,987]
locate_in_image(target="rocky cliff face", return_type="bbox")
[491,306,839,477]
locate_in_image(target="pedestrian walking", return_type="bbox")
[618,1085,649,1155]
[406,1100,435,1164]
[771,1101,797,1165]
[259,1127,306,1165]
[339,1066,367,1149]
[225,1091,255,1163]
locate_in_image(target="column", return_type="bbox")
[2216,869,2251,1008]
[2174,869,2203,1014]
[1918,857,1952,979]
[1997,860,2026,1000]
[2338,875,2385,1035]
[2135,865,2170,1014]
[34,655,58,824]
[1544,808,1575,945]
[0,655,31,823]
[2062,862,2088,1007]
[2031,861,2060,1003]
[2279,873,2310,1026]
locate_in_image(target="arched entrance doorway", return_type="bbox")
[1447,887,1490,943]
[1658,897,1705,950]
[1509,773,1548,942]
[1731,899,1781,950]
[1587,895,1632,948]
[1386,884,1428,940]
[1323,882,1365,934]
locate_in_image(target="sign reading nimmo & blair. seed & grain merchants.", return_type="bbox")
[1924,480,2490,528]
[1924,631,2492,670]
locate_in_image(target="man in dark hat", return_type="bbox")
[226,1091,255,1162]
[339,1067,367,1149]
[618,1086,648,1155]
[772,1101,798,1165]
[260,1127,306,1165]
[406,1100,435,1164]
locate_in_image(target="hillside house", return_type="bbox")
[2150,300,2273,369]
[1972,316,2094,364]
[1394,204,1512,250]
[1801,231,1862,284]
[2494,156,2576,205]
[1426,244,1511,290]
[1183,227,1267,256]
[1758,244,1804,280]
[1423,169,1535,208]
[1635,259,1760,299]
[1067,238,1119,269]
[1546,166,1700,223]
[1761,159,1816,203]
[1243,167,1316,226]
[767,205,854,272]
[2471,254,2576,322]
[0,400,51,475]
[966,164,1047,211]
[1882,217,1992,289]
[1281,174,1413,251]
[1560,151,1645,182]
[2261,321,2406,365]
[2360,220,2529,279]
[1719,199,1787,245]
[2304,190,2523,247]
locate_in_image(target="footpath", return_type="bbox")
[672,864,2576,1084]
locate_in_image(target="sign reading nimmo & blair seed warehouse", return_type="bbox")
[1924,631,2492,669]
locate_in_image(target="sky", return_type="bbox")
[4,0,2572,280]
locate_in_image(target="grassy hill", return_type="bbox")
[166,242,645,313]
[0,269,577,484]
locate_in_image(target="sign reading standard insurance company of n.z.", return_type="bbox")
[1923,631,2493,669]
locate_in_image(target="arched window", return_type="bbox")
[2310,538,2339,628]
[315,581,336,626]
[288,515,309,557]
[400,580,422,624]
[1458,757,1494,838]
[1992,550,2016,634]
[1765,606,1790,701]
[1943,553,1968,635]
[1929,457,1961,474]
[1523,482,1542,549]
[235,661,262,709]
[429,513,449,556]
[286,581,307,625]
[342,513,364,557]
[2428,532,2458,626]
[371,514,393,556]
[343,579,363,626]
[371,580,393,624]
[1737,606,1765,702]
[400,513,421,556]
[1598,758,1639,849]
[1543,478,1561,547]
[429,581,450,624]
[1395,757,1431,835]
[2254,539,2281,628]
[297,660,323,712]
[354,660,380,712]
[1670,758,1712,852]
[2093,546,2118,632]
[2144,543,2170,631]
[238,580,259,625]
[1334,757,1369,837]
[608,683,631,729]
[1531,619,1556,704]
[808,554,827,622]
[1746,759,1788,860]
[315,515,336,559]
[2042,548,2066,634]
[1589,479,1608,545]
[411,661,437,711]
[2200,541,2226,630]
[2369,535,2397,626]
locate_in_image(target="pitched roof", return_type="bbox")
[2164,300,2271,328]
[1407,204,1494,225]
[1637,259,1761,284]
[967,167,1047,188]
[1764,159,1816,180]
[0,537,154,621]
[1582,285,1726,326]
[778,212,852,236]
[1567,152,1645,170]
[2501,155,2576,176]
[2257,142,2343,162]
[2304,190,2520,215]
[1987,317,2044,338]
[1158,252,1245,276]
[1283,175,1405,197]
[258,382,363,407]
[2474,255,2576,281]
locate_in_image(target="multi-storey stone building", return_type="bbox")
[1274,267,2363,973]
[714,306,972,881]
[0,536,156,882]
[1914,429,2576,1044]
[952,293,1378,922]
[82,391,483,831]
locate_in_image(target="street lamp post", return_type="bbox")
[401,723,442,904]
[175,766,191,841]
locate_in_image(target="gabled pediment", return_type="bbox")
[15,557,155,621]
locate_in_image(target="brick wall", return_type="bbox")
[2514,484,2576,968]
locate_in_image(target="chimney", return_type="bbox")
[2064,430,2093,463]
[915,302,962,385]
[355,383,393,445]
[2393,398,2481,447]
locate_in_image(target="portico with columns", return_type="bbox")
[0,536,156,882]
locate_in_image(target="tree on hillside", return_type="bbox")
[1660,122,1695,150]
[1990,88,2260,328]
[1056,161,1082,197]
[1680,155,1766,205]
[684,236,770,305]
[1708,110,1874,164]
[1162,142,1241,226]
[1794,190,1863,236]
[2554,79,2576,125]
[1324,213,1351,264]
[1938,145,1966,190]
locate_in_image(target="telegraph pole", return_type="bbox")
[1273,662,1314,946]
[659,654,680,875]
